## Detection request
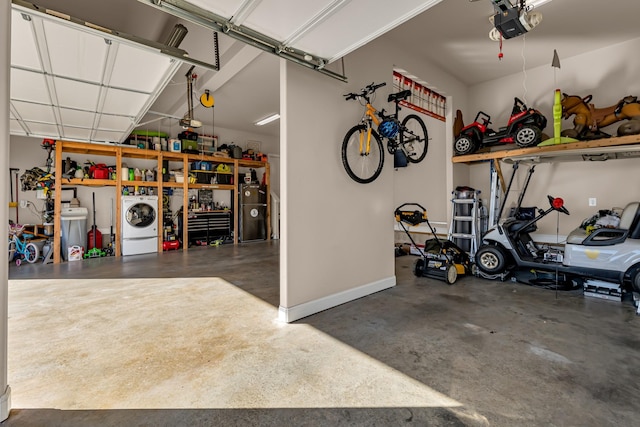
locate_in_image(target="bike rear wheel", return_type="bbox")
[399,114,428,163]
[341,124,384,184]
[24,242,39,263]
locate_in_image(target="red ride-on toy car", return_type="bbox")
[454,97,547,156]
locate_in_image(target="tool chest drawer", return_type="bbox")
[184,211,232,245]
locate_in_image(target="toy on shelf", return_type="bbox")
[538,89,579,146]
[453,97,547,156]
[560,93,640,140]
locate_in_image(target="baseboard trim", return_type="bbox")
[279,276,396,323]
[1,385,11,422]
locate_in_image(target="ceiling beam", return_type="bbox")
[135,0,347,82]
[283,0,350,46]
[229,0,262,26]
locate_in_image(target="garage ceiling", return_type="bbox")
[136,0,444,79]
[9,0,445,143]
[9,2,184,143]
[9,0,640,144]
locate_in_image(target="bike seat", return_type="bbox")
[388,90,411,103]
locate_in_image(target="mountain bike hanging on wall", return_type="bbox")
[342,82,428,184]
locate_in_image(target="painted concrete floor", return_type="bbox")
[4,242,640,426]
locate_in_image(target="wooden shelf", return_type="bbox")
[62,178,117,186]
[186,153,236,164]
[120,147,161,159]
[56,141,119,156]
[162,182,185,188]
[236,159,269,168]
[160,152,188,161]
[189,183,235,190]
[52,140,271,264]
[122,180,159,186]
[451,134,640,164]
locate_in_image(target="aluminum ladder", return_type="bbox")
[448,189,481,257]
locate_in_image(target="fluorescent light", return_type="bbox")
[255,113,280,126]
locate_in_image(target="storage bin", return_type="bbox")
[191,161,212,171]
[216,173,232,185]
[195,172,213,184]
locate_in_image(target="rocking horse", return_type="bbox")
[560,93,640,140]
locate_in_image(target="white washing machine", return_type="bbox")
[121,195,159,256]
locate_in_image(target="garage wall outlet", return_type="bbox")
[589,198,597,207]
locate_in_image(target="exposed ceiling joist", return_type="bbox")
[10,0,187,143]
[135,0,348,82]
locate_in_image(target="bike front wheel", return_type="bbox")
[24,242,39,263]
[341,124,384,184]
[400,114,428,163]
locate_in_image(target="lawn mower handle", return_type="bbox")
[394,203,428,227]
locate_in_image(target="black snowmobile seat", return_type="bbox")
[567,202,640,246]
[506,219,536,234]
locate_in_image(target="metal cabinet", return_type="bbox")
[181,211,232,246]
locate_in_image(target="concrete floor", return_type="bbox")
[3,242,640,426]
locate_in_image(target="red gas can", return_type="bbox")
[87,227,102,250]
[90,163,109,179]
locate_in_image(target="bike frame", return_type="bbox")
[359,103,382,155]
[9,230,33,261]
[10,234,25,258]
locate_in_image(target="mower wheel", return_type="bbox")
[515,125,541,147]
[414,258,425,277]
[445,264,458,285]
[453,134,478,156]
[476,245,508,275]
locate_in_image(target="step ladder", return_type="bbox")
[448,189,481,257]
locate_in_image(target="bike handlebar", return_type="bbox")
[344,81,386,101]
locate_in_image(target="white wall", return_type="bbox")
[375,32,470,225]
[466,36,640,236]
[279,34,467,321]
[280,57,396,318]
[212,125,279,157]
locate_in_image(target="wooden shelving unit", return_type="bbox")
[450,134,640,209]
[53,141,270,263]
[451,134,640,164]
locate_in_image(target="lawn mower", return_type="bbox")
[395,203,471,284]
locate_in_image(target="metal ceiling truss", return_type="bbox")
[11,0,189,143]
[136,0,348,82]
[12,0,220,72]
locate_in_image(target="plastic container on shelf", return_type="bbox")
[169,139,181,152]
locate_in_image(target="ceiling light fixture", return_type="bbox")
[255,114,280,126]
